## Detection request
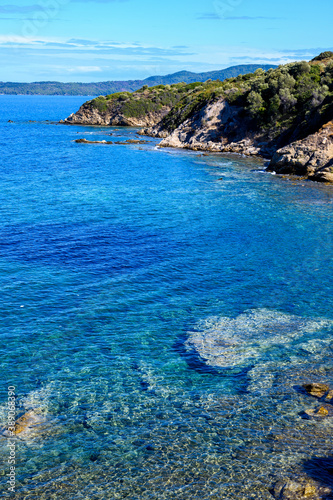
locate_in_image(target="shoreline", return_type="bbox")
[67,121,333,184]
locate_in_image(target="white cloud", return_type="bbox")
[67,66,102,73]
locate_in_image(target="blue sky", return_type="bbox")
[0,0,332,82]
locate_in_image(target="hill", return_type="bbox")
[65,53,333,182]
[0,64,276,96]
[63,83,206,127]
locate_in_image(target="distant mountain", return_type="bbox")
[143,65,277,86]
[0,65,277,96]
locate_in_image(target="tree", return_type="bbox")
[268,95,281,116]
[254,68,265,77]
[287,61,311,78]
[246,90,265,118]
[279,88,297,113]
[310,85,329,107]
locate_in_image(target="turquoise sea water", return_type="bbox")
[0,96,333,499]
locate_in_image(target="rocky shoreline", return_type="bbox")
[138,98,333,183]
[65,97,333,183]
[63,55,333,183]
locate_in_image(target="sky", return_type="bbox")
[0,0,332,82]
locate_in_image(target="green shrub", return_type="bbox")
[91,97,108,112]
[312,52,333,61]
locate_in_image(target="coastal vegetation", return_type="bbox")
[66,52,333,182]
[156,53,333,141]
[80,51,333,143]
[88,82,205,118]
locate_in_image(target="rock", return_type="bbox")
[114,139,151,145]
[185,309,332,370]
[303,404,333,419]
[141,97,271,159]
[75,138,151,146]
[269,122,333,182]
[7,120,13,123]
[14,410,42,435]
[63,99,172,127]
[2,409,47,439]
[317,406,330,416]
[303,383,330,398]
[75,138,113,145]
[272,477,332,499]
[303,484,318,497]
[273,479,305,499]
[154,98,263,156]
[324,390,333,402]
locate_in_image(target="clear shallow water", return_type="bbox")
[0,96,333,499]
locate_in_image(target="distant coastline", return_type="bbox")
[0,64,276,96]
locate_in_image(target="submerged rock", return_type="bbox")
[2,409,48,439]
[114,139,151,145]
[303,405,333,419]
[14,409,44,435]
[185,309,332,370]
[272,477,332,499]
[303,383,330,398]
[300,383,333,419]
[324,390,333,403]
[74,138,150,145]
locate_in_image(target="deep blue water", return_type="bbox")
[0,96,333,499]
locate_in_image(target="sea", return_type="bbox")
[0,95,333,499]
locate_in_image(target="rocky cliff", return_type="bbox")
[62,84,194,127]
[140,98,264,156]
[140,97,333,181]
[140,52,333,182]
[268,121,333,182]
[64,53,333,182]
[64,100,170,127]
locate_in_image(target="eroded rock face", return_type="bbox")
[144,98,264,156]
[63,102,171,127]
[269,122,333,182]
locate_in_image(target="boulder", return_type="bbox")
[324,390,333,403]
[2,409,47,439]
[303,383,330,398]
[303,404,333,419]
[272,477,332,499]
[269,122,333,182]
